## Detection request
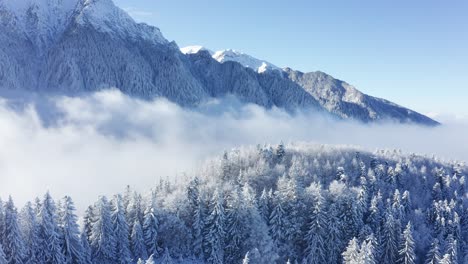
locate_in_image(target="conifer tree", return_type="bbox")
[3,197,26,264]
[425,239,441,264]
[380,213,399,264]
[304,190,327,264]
[59,196,85,264]
[131,219,148,261]
[203,190,225,264]
[142,203,159,257]
[90,196,115,263]
[342,238,360,264]
[111,195,132,263]
[19,202,40,263]
[37,192,65,264]
[224,187,246,264]
[398,222,415,264]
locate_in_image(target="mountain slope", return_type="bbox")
[187,46,439,125]
[0,0,438,125]
[284,69,439,125]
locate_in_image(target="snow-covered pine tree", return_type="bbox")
[398,222,416,264]
[444,234,458,264]
[424,239,441,264]
[58,196,85,264]
[19,202,40,263]
[142,203,159,258]
[224,187,246,264]
[342,238,360,264]
[90,196,116,263]
[126,192,144,233]
[203,190,225,264]
[37,192,65,263]
[304,189,327,264]
[111,195,132,263]
[3,197,26,264]
[380,212,399,264]
[326,204,344,263]
[360,239,377,264]
[131,219,148,261]
[242,185,278,263]
[258,188,271,223]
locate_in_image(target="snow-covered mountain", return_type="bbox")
[184,46,438,125]
[212,49,280,73]
[0,0,438,125]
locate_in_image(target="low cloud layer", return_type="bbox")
[0,89,466,209]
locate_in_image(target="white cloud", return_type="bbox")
[0,89,467,210]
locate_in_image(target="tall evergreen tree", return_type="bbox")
[90,196,115,264]
[37,192,65,264]
[142,203,159,258]
[131,219,148,261]
[342,238,360,264]
[203,190,225,264]
[59,196,85,264]
[3,197,26,264]
[224,187,246,264]
[425,239,441,264]
[19,202,40,264]
[398,222,415,264]
[380,213,399,264]
[111,195,132,264]
[304,190,327,264]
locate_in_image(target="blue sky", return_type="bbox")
[114,0,468,118]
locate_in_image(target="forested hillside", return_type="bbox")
[0,144,466,263]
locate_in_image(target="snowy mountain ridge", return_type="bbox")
[0,0,439,125]
[182,46,438,125]
[212,49,281,73]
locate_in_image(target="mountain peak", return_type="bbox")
[180,45,213,55]
[212,49,280,73]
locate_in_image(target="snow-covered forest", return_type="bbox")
[0,144,466,264]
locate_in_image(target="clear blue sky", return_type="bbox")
[114,0,468,117]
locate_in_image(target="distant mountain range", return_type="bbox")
[0,0,439,125]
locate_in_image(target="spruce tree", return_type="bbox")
[342,238,360,264]
[90,196,116,263]
[142,203,159,257]
[131,219,148,261]
[3,197,26,264]
[398,222,415,264]
[37,192,65,264]
[425,239,441,264]
[59,196,86,264]
[203,190,225,264]
[380,213,399,264]
[111,195,132,263]
[304,191,327,264]
[224,187,246,264]
[19,202,40,263]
